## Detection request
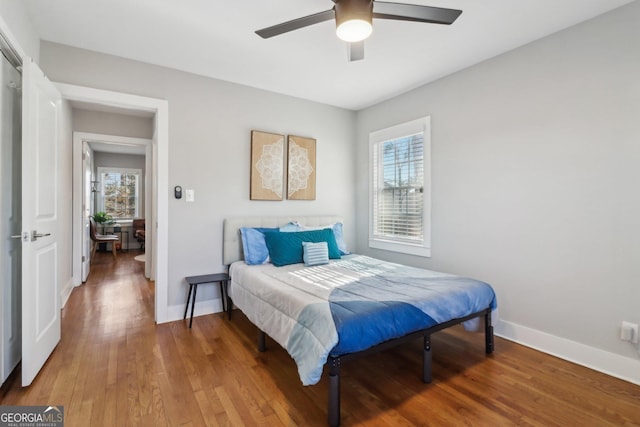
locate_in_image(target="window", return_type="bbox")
[97,167,141,219]
[369,117,431,257]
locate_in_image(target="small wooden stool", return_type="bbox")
[184,273,229,328]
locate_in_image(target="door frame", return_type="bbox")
[0,48,22,385]
[73,132,153,281]
[62,83,169,323]
[80,140,91,282]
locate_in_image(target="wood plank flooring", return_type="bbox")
[1,250,639,426]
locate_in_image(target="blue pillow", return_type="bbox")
[298,222,350,255]
[263,228,341,267]
[302,241,329,266]
[329,222,350,255]
[279,221,300,232]
[239,227,279,265]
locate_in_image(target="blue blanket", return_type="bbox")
[232,255,497,385]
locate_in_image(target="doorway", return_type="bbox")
[61,83,169,323]
[74,132,153,283]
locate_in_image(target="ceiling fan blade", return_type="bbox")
[348,41,365,62]
[256,9,335,39]
[373,2,462,25]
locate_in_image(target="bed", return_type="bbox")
[223,215,497,427]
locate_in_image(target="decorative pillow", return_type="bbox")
[302,241,329,266]
[239,227,279,265]
[263,228,341,267]
[298,222,350,255]
[279,221,300,232]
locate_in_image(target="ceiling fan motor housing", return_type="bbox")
[335,0,374,29]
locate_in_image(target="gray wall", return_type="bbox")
[356,2,640,364]
[72,109,153,139]
[40,42,357,312]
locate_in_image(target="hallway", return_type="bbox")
[0,250,164,424]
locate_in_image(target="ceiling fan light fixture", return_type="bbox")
[335,0,374,42]
[336,19,372,42]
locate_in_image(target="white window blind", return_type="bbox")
[369,117,431,257]
[372,134,424,242]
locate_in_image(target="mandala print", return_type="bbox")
[256,138,284,198]
[288,140,314,197]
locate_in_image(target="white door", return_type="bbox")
[81,142,91,281]
[21,59,61,387]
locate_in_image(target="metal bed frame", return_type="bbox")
[227,292,494,427]
[222,216,495,427]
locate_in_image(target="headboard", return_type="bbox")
[223,215,344,265]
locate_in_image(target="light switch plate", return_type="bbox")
[621,321,638,344]
[186,189,195,202]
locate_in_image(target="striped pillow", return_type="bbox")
[302,241,329,267]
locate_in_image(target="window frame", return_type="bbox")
[368,116,431,257]
[97,166,142,220]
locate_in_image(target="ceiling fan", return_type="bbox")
[255,0,462,61]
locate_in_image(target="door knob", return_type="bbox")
[32,231,52,241]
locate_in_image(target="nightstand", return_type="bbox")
[183,273,229,328]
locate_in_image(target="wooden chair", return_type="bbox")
[132,218,145,250]
[90,218,119,261]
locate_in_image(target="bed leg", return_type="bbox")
[485,309,494,354]
[226,290,233,320]
[423,335,432,383]
[328,357,341,427]
[258,330,266,352]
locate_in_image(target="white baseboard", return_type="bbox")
[166,297,225,324]
[495,320,640,386]
[60,277,74,308]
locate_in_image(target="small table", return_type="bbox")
[184,273,229,328]
[106,226,129,252]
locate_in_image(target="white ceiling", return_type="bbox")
[24,0,634,110]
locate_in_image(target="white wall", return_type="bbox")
[356,2,640,383]
[0,0,39,61]
[39,42,357,316]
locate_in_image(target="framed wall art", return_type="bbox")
[250,130,284,200]
[287,135,316,200]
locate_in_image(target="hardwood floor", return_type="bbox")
[2,251,639,426]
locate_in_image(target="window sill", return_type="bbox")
[369,238,431,258]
